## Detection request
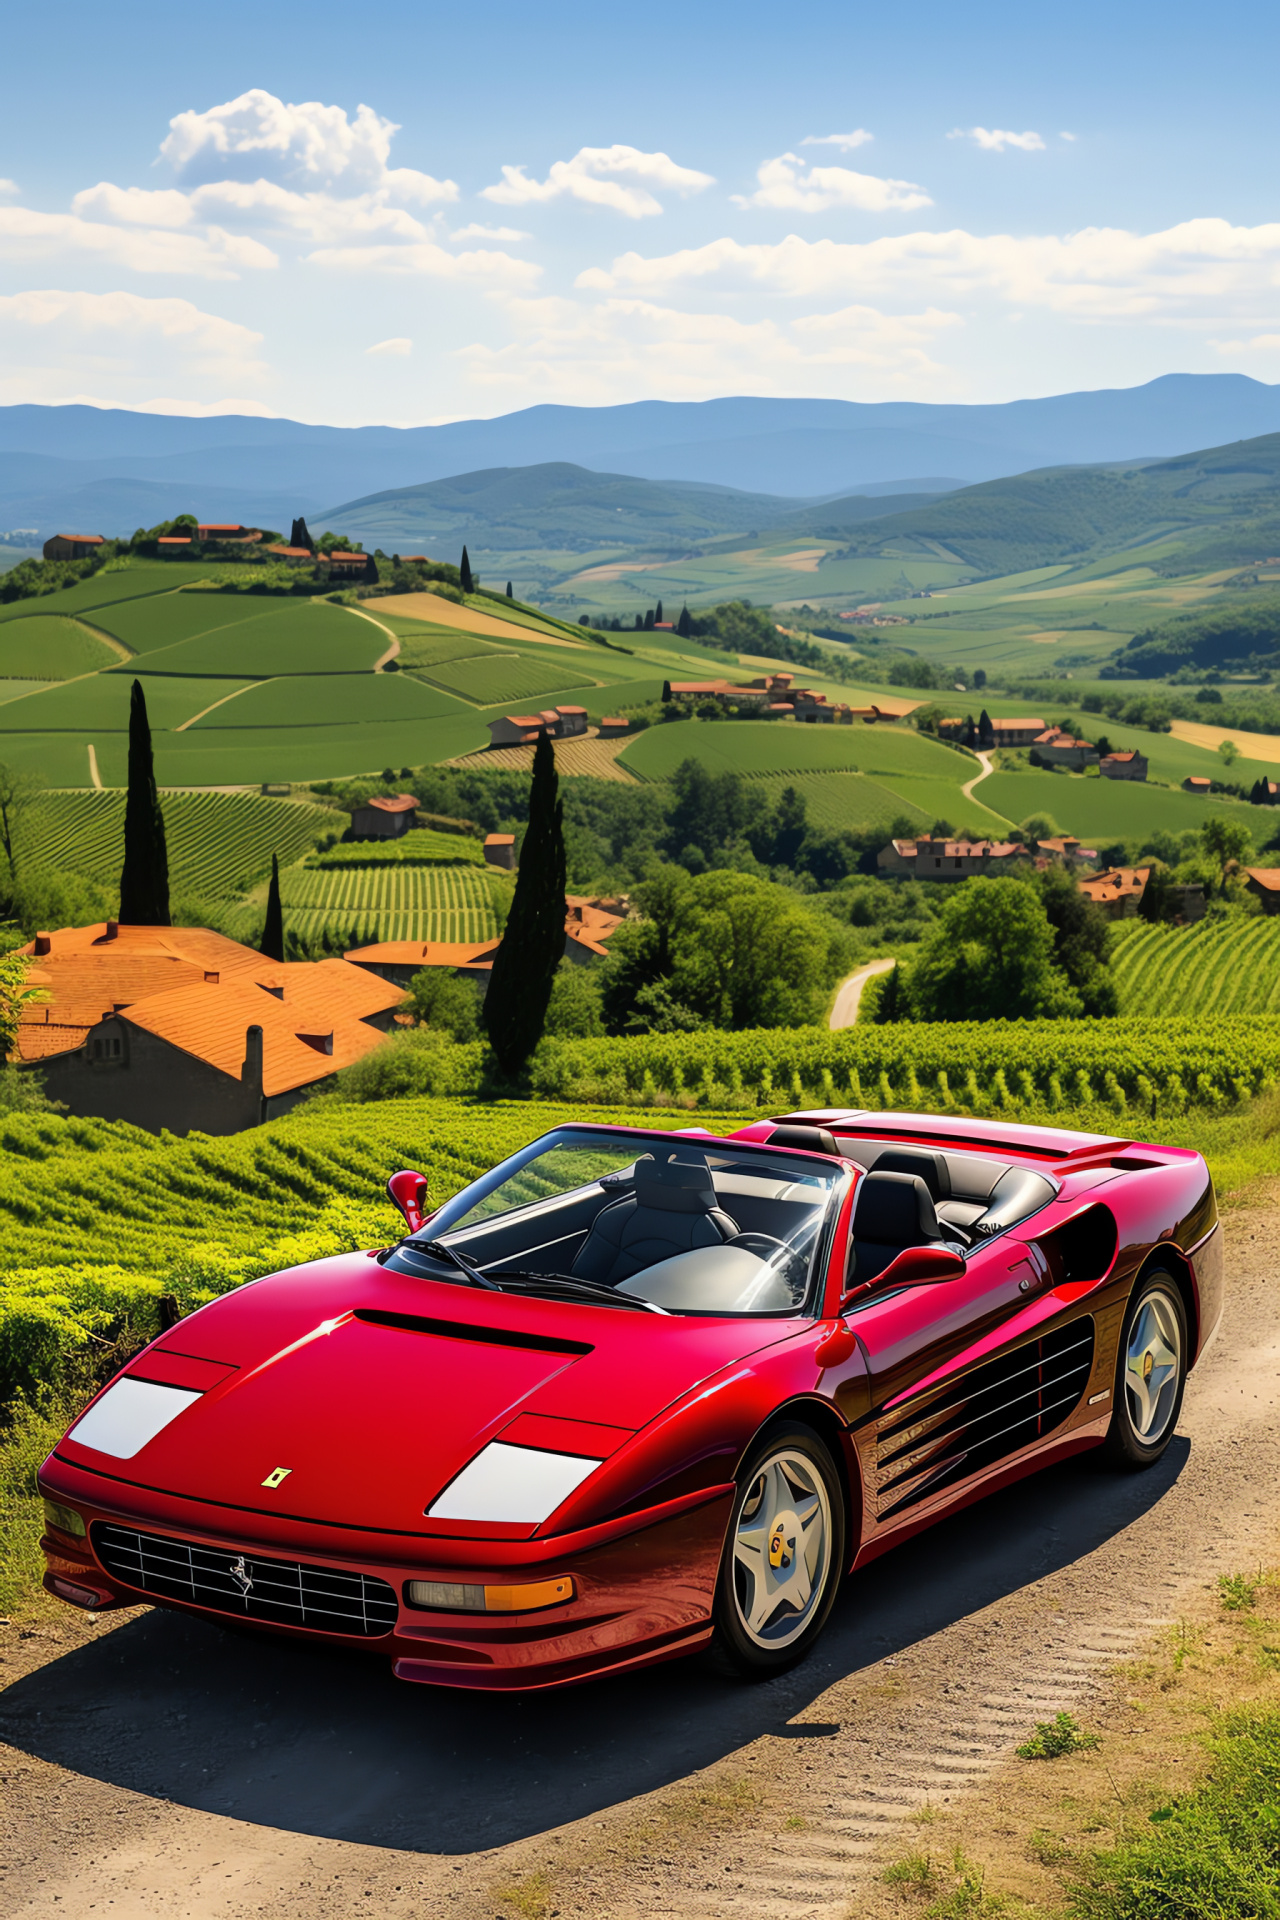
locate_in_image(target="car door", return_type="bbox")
[842,1233,1095,1550]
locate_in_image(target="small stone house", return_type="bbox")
[351,794,417,838]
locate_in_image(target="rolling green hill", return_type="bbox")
[322,462,812,554]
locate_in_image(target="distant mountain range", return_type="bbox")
[3,373,1280,541]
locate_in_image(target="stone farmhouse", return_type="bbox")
[1245,869,1280,914]
[346,895,627,987]
[1077,866,1151,920]
[1100,750,1148,781]
[42,534,105,561]
[12,923,405,1134]
[487,707,589,748]
[351,794,417,838]
[879,833,1098,881]
[1031,728,1099,771]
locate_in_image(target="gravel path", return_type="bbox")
[3,1202,1277,1920]
[828,959,895,1029]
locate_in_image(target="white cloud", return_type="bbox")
[0,203,276,277]
[308,238,540,285]
[732,154,931,214]
[1210,331,1280,355]
[949,127,1046,152]
[579,219,1280,325]
[366,336,412,356]
[159,88,455,203]
[1060,132,1077,143]
[481,145,714,218]
[801,130,874,151]
[0,289,268,406]
[0,179,19,198]
[456,292,960,404]
[450,222,531,243]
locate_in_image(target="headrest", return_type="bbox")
[769,1124,839,1156]
[853,1171,941,1245]
[632,1151,718,1214]
[871,1147,951,1201]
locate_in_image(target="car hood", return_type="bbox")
[59,1253,799,1533]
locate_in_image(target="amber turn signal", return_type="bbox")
[406,1575,575,1613]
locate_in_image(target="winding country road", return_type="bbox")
[829,958,895,1029]
[3,1204,1279,1919]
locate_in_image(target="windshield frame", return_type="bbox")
[390,1124,850,1320]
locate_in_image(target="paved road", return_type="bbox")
[4,1206,1278,1920]
[828,958,895,1029]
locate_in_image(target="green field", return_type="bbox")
[408,653,598,706]
[0,616,121,679]
[278,862,497,943]
[14,789,341,898]
[100,599,387,676]
[620,717,971,781]
[1112,918,1280,1016]
[310,827,483,867]
[976,767,1280,841]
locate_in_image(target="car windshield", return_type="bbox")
[382,1127,846,1316]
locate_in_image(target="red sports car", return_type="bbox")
[39,1109,1221,1689]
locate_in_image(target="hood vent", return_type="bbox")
[353,1307,591,1357]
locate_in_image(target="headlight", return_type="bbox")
[68,1379,202,1459]
[427,1442,603,1524]
[405,1576,575,1612]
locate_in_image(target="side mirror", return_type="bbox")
[387,1169,429,1236]
[842,1243,965,1308]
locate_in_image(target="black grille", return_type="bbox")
[874,1318,1096,1521]
[91,1523,398,1638]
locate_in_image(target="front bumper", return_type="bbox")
[37,1457,732,1691]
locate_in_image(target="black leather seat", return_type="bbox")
[870,1147,951,1202]
[769,1124,839,1155]
[572,1151,739,1289]
[848,1171,947,1284]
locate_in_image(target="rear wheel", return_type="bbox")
[1100,1272,1188,1470]
[706,1423,846,1679]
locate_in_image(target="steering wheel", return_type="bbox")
[728,1232,808,1293]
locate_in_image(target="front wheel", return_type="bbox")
[706,1423,846,1679]
[1099,1272,1188,1470]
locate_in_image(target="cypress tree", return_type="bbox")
[363,550,378,584]
[678,603,692,637]
[506,580,514,599]
[655,600,663,623]
[291,516,314,550]
[483,730,566,1078]
[460,545,474,593]
[644,608,655,630]
[119,679,170,925]
[261,853,284,962]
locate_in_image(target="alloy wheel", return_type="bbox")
[731,1447,833,1651]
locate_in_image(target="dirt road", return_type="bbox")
[3,1203,1278,1920]
[828,958,895,1029]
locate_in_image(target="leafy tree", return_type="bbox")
[1218,737,1240,766]
[1202,816,1253,882]
[1138,860,1186,924]
[872,962,909,1024]
[1019,811,1061,843]
[634,614,644,630]
[483,731,566,1076]
[1036,862,1117,1016]
[0,948,35,1058]
[664,870,845,1028]
[543,959,605,1038]
[678,604,692,637]
[119,681,170,925]
[904,878,1082,1022]
[460,546,474,593]
[973,668,987,688]
[772,785,808,868]
[408,968,481,1042]
[260,854,284,962]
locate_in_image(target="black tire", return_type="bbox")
[1099,1271,1188,1471]
[705,1422,846,1679]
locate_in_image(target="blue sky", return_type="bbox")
[1,0,1278,423]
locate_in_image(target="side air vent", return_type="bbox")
[874,1318,1096,1522]
[1043,1205,1117,1285]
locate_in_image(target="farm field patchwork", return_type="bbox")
[977,767,1280,842]
[186,670,466,730]
[1111,918,1280,1016]
[408,653,598,706]
[278,861,496,943]
[619,716,975,783]
[0,672,257,734]
[101,599,387,676]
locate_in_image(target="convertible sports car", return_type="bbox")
[39,1108,1221,1689]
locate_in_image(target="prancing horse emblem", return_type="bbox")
[229,1555,254,1597]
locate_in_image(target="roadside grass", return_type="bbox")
[875,1567,1280,1920]
[0,1395,76,1619]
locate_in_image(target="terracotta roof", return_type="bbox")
[13,1020,93,1061]
[1185,776,1212,790]
[117,978,392,1098]
[157,537,191,546]
[484,833,516,846]
[345,938,501,969]
[1101,750,1141,763]
[264,544,313,559]
[52,533,105,544]
[360,794,416,815]
[990,717,1044,731]
[1245,868,1280,893]
[1078,866,1151,902]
